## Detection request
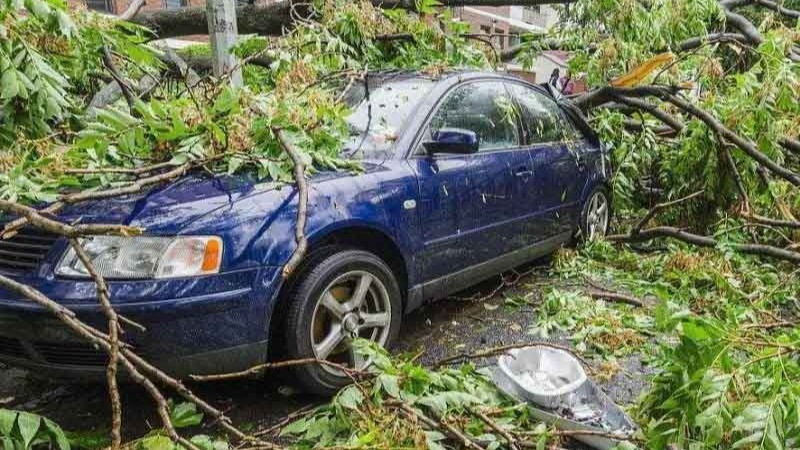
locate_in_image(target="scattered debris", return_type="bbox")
[493,345,638,450]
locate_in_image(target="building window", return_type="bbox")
[85,0,114,13]
[164,0,187,9]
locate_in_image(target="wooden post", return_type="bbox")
[206,0,243,87]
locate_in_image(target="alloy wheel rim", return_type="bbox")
[587,192,609,240]
[310,270,392,376]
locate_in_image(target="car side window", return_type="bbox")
[507,84,575,144]
[423,81,521,153]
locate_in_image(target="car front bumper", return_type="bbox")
[0,266,283,380]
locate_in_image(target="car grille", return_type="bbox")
[33,342,109,366]
[0,222,60,275]
[0,336,27,359]
[0,335,118,367]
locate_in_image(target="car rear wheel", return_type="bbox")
[283,249,402,395]
[580,187,611,241]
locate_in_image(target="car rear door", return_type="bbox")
[507,82,587,238]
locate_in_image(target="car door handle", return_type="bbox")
[514,167,533,177]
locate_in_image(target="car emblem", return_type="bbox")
[403,200,416,210]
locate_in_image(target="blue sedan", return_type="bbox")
[0,71,611,394]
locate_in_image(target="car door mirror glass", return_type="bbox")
[423,128,479,155]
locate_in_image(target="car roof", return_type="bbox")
[362,69,554,98]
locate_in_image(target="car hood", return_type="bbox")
[55,162,385,233]
[56,174,267,232]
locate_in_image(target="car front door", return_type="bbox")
[507,83,587,239]
[410,80,530,292]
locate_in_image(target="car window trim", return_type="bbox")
[406,77,528,159]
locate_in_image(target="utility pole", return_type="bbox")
[206,0,243,88]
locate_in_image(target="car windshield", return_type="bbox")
[340,76,434,160]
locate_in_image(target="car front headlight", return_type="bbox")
[55,236,223,279]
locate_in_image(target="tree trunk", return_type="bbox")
[131,0,574,39]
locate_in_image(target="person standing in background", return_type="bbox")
[548,68,560,90]
[559,70,575,95]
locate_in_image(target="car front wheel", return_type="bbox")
[283,249,402,395]
[580,187,611,241]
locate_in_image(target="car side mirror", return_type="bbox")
[423,128,479,155]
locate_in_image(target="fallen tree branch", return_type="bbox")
[581,86,800,187]
[273,128,309,279]
[745,214,800,229]
[633,189,705,234]
[181,54,274,73]
[662,92,800,186]
[612,96,685,133]
[0,200,142,238]
[607,226,800,263]
[674,32,750,52]
[119,0,145,20]
[101,46,136,113]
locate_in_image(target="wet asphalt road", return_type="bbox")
[0,260,653,446]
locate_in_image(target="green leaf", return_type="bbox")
[0,410,16,437]
[424,431,446,450]
[1,70,19,100]
[15,412,40,450]
[169,402,203,429]
[336,385,364,410]
[279,417,310,436]
[43,419,70,450]
[139,435,174,450]
[377,374,400,398]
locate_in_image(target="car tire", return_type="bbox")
[282,249,402,395]
[579,186,612,242]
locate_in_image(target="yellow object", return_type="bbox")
[610,52,675,87]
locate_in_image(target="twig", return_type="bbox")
[433,342,592,372]
[633,189,705,234]
[101,46,136,112]
[70,239,122,450]
[64,161,176,177]
[467,406,519,450]
[586,289,645,307]
[392,402,486,450]
[251,404,317,439]
[189,357,363,382]
[743,320,800,330]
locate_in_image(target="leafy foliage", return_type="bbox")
[551,241,800,449]
[0,409,70,450]
[281,341,569,450]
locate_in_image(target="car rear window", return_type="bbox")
[340,76,434,160]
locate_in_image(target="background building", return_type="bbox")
[452,5,577,86]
